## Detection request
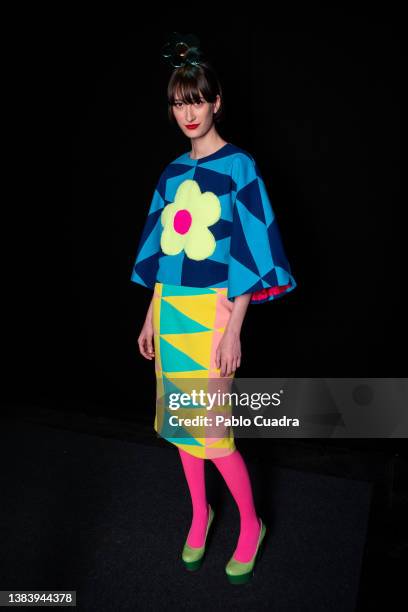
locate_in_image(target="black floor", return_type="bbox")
[0,412,406,611]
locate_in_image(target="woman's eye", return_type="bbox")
[173,100,203,109]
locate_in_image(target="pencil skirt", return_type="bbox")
[152,281,237,459]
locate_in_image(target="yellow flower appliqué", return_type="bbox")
[160,179,221,261]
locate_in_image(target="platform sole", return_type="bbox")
[226,525,267,585]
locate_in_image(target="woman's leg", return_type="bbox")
[211,449,261,562]
[178,447,209,547]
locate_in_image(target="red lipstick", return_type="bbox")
[186,124,200,130]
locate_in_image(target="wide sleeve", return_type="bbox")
[227,154,297,305]
[130,171,166,290]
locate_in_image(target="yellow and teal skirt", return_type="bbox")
[152,281,237,459]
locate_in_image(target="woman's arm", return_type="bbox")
[215,292,252,376]
[138,295,155,360]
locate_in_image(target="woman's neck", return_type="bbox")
[189,130,228,160]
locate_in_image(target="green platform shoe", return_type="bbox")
[182,504,215,571]
[225,519,266,584]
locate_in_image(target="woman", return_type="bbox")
[130,34,297,584]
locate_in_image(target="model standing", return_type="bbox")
[130,33,297,584]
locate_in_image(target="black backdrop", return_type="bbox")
[7,24,403,429]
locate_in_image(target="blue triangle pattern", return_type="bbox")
[236,178,266,225]
[229,203,260,276]
[130,142,296,307]
[193,167,233,197]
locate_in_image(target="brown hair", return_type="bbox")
[167,62,224,124]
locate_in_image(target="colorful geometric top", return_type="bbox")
[130,142,297,304]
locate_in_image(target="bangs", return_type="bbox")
[167,69,215,106]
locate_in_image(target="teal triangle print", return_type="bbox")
[159,337,207,372]
[160,299,211,334]
[162,285,217,297]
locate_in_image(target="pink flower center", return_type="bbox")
[173,209,192,234]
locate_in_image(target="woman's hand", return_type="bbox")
[138,307,155,360]
[215,329,241,377]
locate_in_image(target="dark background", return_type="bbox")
[2,20,406,609]
[7,24,404,425]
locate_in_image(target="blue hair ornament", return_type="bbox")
[161,32,202,68]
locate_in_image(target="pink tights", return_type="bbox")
[178,447,261,563]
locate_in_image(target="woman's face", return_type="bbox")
[172,89,221,140]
